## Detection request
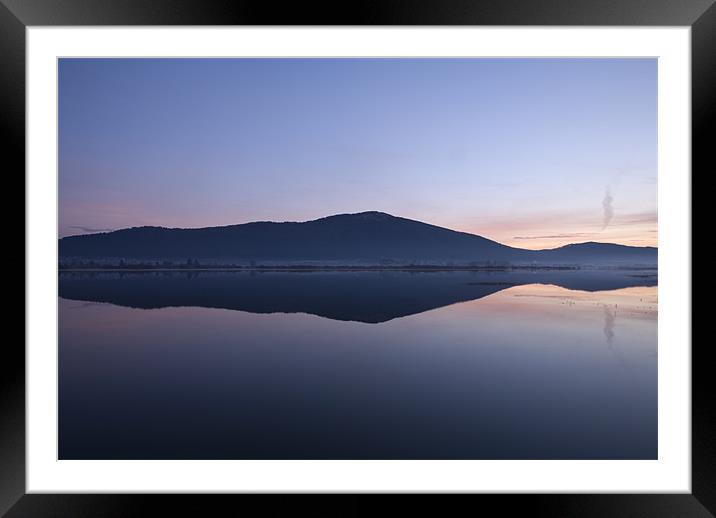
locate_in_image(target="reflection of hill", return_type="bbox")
[58,270,657,324]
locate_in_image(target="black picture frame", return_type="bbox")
[4,1,708,515]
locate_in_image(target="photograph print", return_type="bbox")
[58,58,657,460]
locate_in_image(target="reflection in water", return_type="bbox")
[604,305,616,349]
[59,271,657,460]
[59,269,656,323]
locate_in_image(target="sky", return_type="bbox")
[59,58,657,249]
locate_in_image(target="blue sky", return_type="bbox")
[59,58,657,248]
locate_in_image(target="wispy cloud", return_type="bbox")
[68,226,114,234]
[513,232,594,241]
[612,211,658,226]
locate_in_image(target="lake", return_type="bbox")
[58,270,657,459]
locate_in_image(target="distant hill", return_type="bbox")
[536,241,657,265]
[59,211,657,266]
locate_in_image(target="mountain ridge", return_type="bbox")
[59,211,657,266]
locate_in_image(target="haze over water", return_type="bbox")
[59,271,657,459]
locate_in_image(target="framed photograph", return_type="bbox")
[6,0,708,515]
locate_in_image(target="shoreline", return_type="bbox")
[58,266,658,273]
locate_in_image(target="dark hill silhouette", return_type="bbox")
[538,241,657,264]
[59,211,657,266]
[59,269,657,324]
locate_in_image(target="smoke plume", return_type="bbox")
[602,188,614,230]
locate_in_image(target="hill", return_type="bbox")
[59,211,657,266]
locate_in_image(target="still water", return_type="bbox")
[59,270,657,459]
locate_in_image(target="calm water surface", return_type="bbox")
[59,270,657,459]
